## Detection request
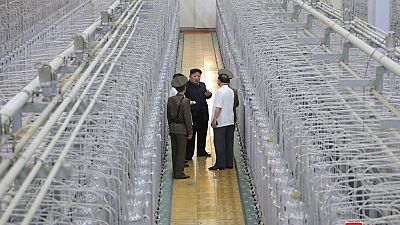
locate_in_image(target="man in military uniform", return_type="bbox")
[167,76,193,179]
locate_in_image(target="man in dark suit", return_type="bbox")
[185,68,212,160]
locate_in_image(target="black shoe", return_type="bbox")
[185,160,188,163]
[184,163,189,167]
[225,166,233,169]
[208,166,224,170]
[198,152,211,157]
[174,175,190,179]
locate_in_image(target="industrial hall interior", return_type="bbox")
[2,0,400,224]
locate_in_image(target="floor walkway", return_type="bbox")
[170,31,245,225]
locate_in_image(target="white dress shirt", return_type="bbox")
[211,85,234,128]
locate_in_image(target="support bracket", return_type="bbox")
[22,102,104,114]
[339,66,385,91]
[323,28,333,47]
[338,79,375,88]
[282,0,288,11]
[380,119,400,129]
[305,14,314,31]
[312,53,341,62]
[11,109,22,133]
[15,163,72,184]
[292,5,301,20]
[341,42,355,64]
[375,66,386,92]
[297,37,322,45]
[265,3,282,8]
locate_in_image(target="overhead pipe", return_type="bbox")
[317,2,400,58]
[0,4,123,170]
[302,7,400,164]
[0,0,142,198]
[308,3,400,122]
[0,0,130,177]
[0,10,141,223]
[0,0,122,136]
[20,16,140,225]
[295,0,400,76]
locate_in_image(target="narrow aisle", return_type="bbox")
[170,31,245,225]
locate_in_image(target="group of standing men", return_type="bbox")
[167,68,239,179]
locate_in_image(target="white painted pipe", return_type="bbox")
[0,0,141,198]
[21,15,141,225]
[0,63,88,177]
[0,0,122,132]
[107,0,121,14]
[295,0,400,76]
[0,0,125,176]
[0,11,141,224]
[301,7,400,164]
[317,2,400,58]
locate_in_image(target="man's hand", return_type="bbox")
[204,89,212,97]
[187,134,193,140]
[211,121,217,128]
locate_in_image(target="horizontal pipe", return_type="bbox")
[0,62,89,177]
[317,2,400,58]
[0,0,139,198]
[0,8,141,224]
[305,22,400,165]
[0,0,122,133]
[295,0,400,76]
[0,3,118,150]
[21,16,141,225]
[0,0,124,175]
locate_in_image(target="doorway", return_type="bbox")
[180,0,216,29]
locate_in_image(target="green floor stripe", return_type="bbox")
[157,141,173,225]
[157,31,183,225]
[234,128,261,225]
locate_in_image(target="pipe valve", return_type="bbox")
[386,31,396,58]
[343,9,353,31]
[38,64,57,97]
[74,34,86,63]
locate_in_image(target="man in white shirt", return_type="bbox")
[209,74,235,170]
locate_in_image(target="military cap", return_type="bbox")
[171,75,188,88]
[218,69,234,79]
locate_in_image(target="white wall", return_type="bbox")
[368,0,391,32]
[180,0,216,28]
[330,0,342,10]
[180,0,195,28]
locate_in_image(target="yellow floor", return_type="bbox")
[170,32,245,225]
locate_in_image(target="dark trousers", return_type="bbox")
[186,116,208,159]
[170,133,187,178]
[213,125,235,168]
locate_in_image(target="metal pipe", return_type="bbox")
[22,14,140,225]
[317,2,400,58]
[0,63,87,177]
[295,31,400,166]
[0,0,141,198]
[0,11,141,223]
[0,0,122,133]
[295,0,400,75]
[0,0,124,176]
